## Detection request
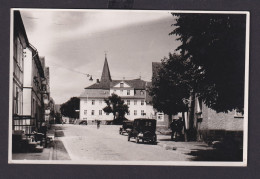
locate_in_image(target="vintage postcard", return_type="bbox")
[9,8,249,166]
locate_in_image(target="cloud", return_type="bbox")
[19,9,178,104]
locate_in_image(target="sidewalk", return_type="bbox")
[156,134,243,161]
[12,127,55,161]
[157,134,213,154]
[12,147,53,160]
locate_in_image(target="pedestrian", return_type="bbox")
[97,120,101,129]
[170,120,177,141]
[41,122,47,147]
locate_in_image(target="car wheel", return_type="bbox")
[153,135,157,144]
[82,122,87,125]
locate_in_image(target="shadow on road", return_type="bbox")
[187,148,243,161]
[158,138,173,141]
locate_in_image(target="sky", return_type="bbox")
[20,9,180,104]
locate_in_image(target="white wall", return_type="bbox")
[80,98,151,121]
[80,98,114,121]
[22,88,32,116]
[23,48,32,87]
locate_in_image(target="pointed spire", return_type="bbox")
[101,54,112,83]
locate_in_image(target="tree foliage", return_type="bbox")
[170,13,246,112]
[60,97,80,118]
[103,94,129,122]
[149,53,203,116]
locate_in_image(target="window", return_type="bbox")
[134,100,137,105]
[157,113,164,121]
[92,100,95,105]
[13,37,24,83]
[91,110,95,115]
[141,100,144,105]
[141,110,145,116]
[127,100,130,105]
[140,91,144,95]
[106,112,109,115]
[84,110,87,115]
[127,110,130,115]
[99,110,102,115]
[120,83,124,88]
[127,90,130,95]
[134,110,137,115]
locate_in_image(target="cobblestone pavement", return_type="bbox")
[58,124,198,161]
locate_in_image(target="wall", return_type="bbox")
[80,98,151,121]
[199,103,244,131]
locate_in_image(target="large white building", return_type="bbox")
[79,57,155,123]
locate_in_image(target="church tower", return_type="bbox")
[100,54,112,88]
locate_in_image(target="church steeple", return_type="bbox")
[101,54,112,83]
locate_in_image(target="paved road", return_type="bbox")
[58,124,193,161]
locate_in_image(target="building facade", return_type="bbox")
[12,11,29,132]
[79,57,156,123]
[22,44,45,134]
[12,11,53,135]
[152,62,244,141]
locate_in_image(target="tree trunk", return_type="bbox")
[182,112,188,142]
[187,90,196,141]
[168,114,172,128]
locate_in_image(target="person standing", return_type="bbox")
[97,120,101,129]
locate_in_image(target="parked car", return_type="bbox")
[79,120,88,125]
[128,118,157,144]
[119,121,133,135]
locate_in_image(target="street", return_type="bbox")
[56,124,193,161]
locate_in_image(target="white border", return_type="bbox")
[8,8,250,167]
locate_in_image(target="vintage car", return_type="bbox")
[128,118,157,144]
[119,121,133,135]
[79,120,88,125]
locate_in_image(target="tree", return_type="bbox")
[149,53,198,115]
[149,53,203,140]
[170,13,246,113]
[60,97,80,119]
[103,94,129,124]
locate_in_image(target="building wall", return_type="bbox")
[199,102,244,131]
[80,97,151,121]
[80,97,114,122]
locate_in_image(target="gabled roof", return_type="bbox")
[85,57,148,90]
[85,82,110,89]
[86,56,112,89]
[80,89,110,98]
[110,79,146,89]
[14,11,29,48]
[101,57,112,82]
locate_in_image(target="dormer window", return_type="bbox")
[120,83,124,88]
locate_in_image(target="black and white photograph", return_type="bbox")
[9,8,249,166]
